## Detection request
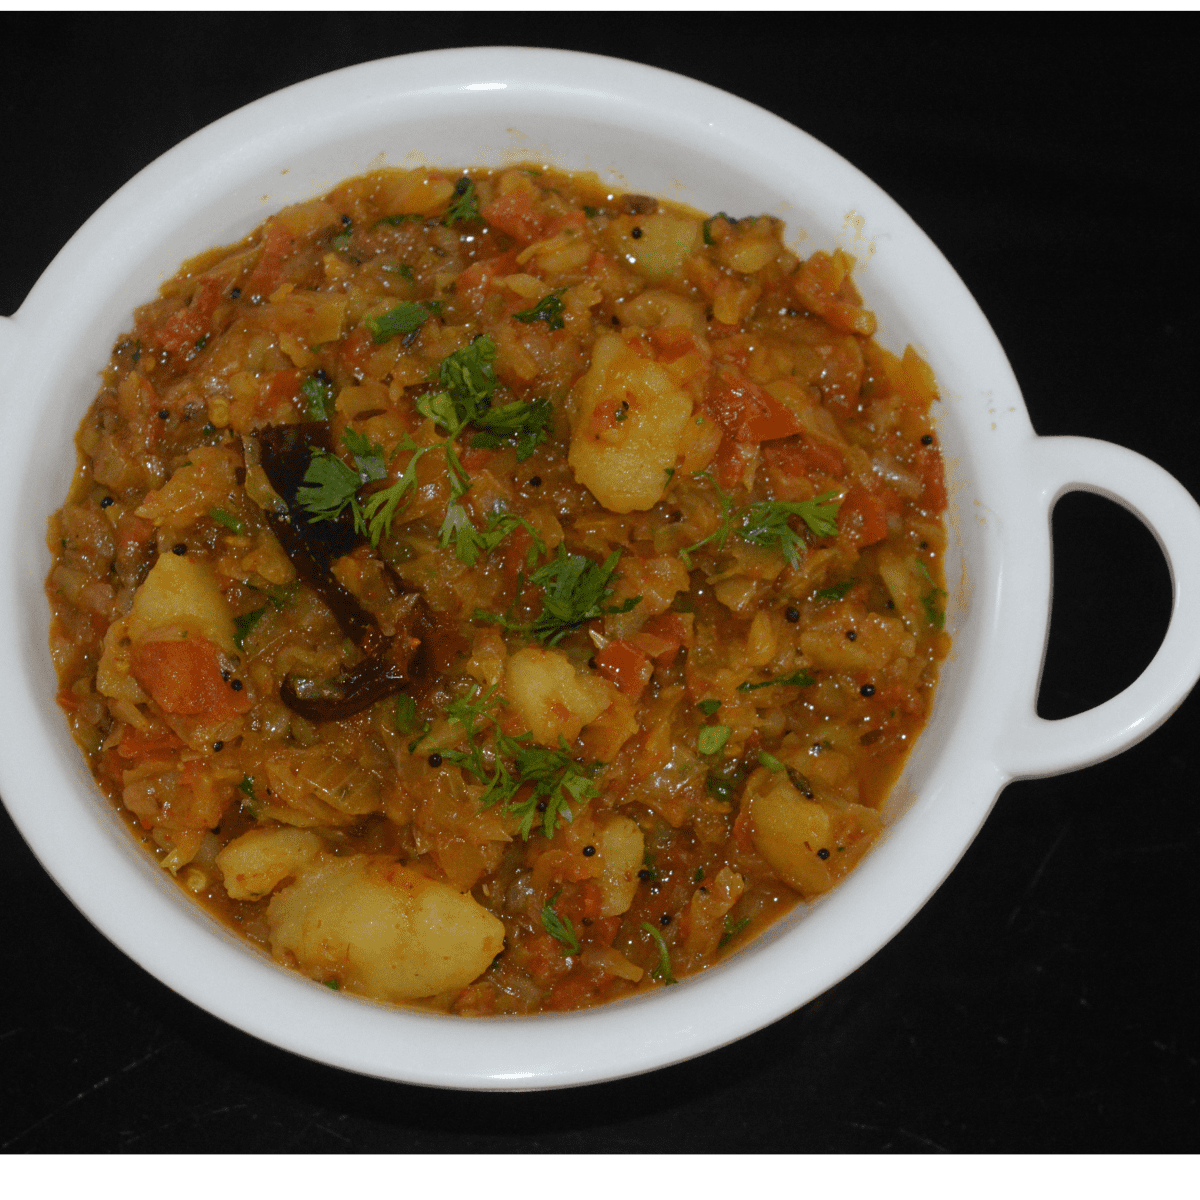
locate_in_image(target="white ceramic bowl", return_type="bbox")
[3,47,1199,1091]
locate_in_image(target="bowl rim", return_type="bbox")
[3,45,1199,1090]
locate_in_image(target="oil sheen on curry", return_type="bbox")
[46,165,950,1014]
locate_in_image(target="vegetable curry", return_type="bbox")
[46,164,949,1014]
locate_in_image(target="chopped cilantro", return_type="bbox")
[366,300,440,344]
[233,607,267,650]
[739,495,841,566]
[417,336,552,462]
[237,775,259,816]
[816,580,854,600]
[697,699,722,716]
[642,922,677,985]
[698,725,732,756]
[209,507,246,535]
[431,685,602,840]
[394,693,420,735]
[922,588,947,629]
[295,443,365,526]
[477,544,640,645]
[444,177,481,226]
[379,262,415,282]
[719,913,751,947]
[323,979,340,990]
[758,751,786,773]
[301,373,334,420]
[541,891,581,956]
[738,670,816,692]
[702,212,734,245]
[377,213,424,226]
[681,474,842,568]
[514,289,567,331]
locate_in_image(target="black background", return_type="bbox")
[2,13,1197,1154]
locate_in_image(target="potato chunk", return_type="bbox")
[595,815,644,917]
[504,646,611,746]
[135,445,242,531]
[216,827,323,901]
[568,334,693,513]
[128,550,237,653]
[747,767,882,898]
[799,600,915,673]
[267,855,505,1002]
[748,771,836,896]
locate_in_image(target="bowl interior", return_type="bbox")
[2,48,1017,1088]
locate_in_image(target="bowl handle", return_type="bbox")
[996,435,1200,778]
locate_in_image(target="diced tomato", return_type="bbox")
[117,724,185,760]
[766,439,845,481]
[157,277,223,356]
[712,435,754,491]
[517,932,573,987]
[131,637,254,719]
[544,973,599,1012]
[635,611,690,667]
[339,326,376,373]
[593,643,650,696]
[732,807,755,854]
[480,192,553,245]
[703,366,802,444]
[594,640,654,700]
[648,327,695,364]
[499,524,535,587]
[244,220,294,298]
[458,445,498,473]
[838,485,890,549]
[588,916,621,949]
[455,249,521,308]
[259,369,304,408]
[556,881,603,925]
[914,443,947,513]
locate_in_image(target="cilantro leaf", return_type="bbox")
[816,580,854,600]
[739,493,842,567]
[432,686,602,839]
[514,289,567,331]
[719,913,751,947]
[469,396,553,462]
[209,506,246,535]
[444,178,481,226]
[477,546,641,645]
[301,373,334,420]
[541,891,581,956]
[233,607,267,650]
[698,725,732,756]
[341,428,388,482]
[696,699,722,716]
[528,545,640,644]
[702,211,734,246]
[366,301,439,345]
[679,473,739,568]
[295,448,362,524]
[681,476,842,569]
[738,670,816,692]
[449,510,547,571]
[642,922,677,985]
